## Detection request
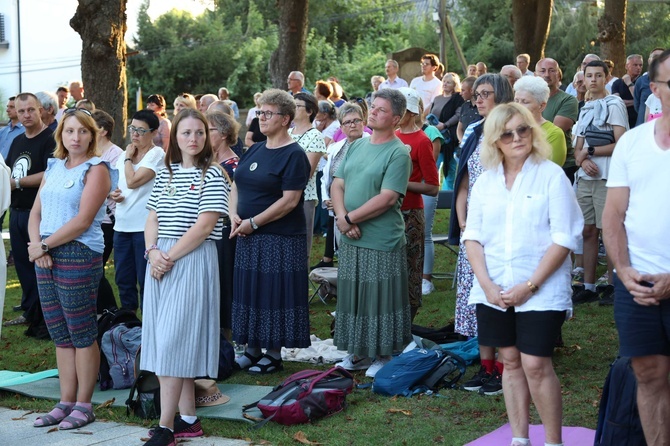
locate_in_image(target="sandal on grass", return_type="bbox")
[233,351,263,370]
[58,405,95,430]
[247,354,283,375]
[33,403,73,427]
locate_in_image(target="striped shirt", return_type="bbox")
[147,163,228,240]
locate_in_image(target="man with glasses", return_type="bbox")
[379,59,408,90]
[3,93,55,330]
[287,71,308,96]
[536,58,579,182]
[603,49,670,445]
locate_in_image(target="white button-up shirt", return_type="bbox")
[462,158,583,312]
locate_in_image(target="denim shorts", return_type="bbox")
[614,273,670,357]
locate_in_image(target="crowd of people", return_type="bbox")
[1,46,669,446]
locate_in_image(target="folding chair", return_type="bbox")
[308,267,338,304]
[431,190,459,288]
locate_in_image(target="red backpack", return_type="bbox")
[244,367,354,426]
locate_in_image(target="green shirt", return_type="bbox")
[543,90,578,168]
[335,137,411,251]
[541,120,567,167]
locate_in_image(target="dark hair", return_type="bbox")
[15,92,40,104]
[76,99,96,111]
[8,96,16,101]
[146,94,166,108]
[649,49,670,82]
[56,86,69,93]
[131,109,160,131]
[92,110,115,138]
[166,108,217,180]
[349,97,368,120]
[315,80,333,99]
[473,74,514,104]
[584,60,609,77]
[293,92,318,123]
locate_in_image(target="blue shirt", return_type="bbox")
[0,121,25,160]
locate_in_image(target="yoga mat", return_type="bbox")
[0,369,59,387]
[0,377,271,423]
[464,423,595,445]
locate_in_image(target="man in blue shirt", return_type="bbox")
[0,97,26,160]
[634,48,665,127]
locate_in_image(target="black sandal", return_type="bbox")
[233,351,263,370]
[247,354,284,375]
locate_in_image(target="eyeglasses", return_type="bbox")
[256,110,284,119]
[499,125,531,144]
[342,118,364,127]
[295,104,307,109]
[653,79,670,89]
[420,62,432,66]
[287,78,300,82]
[64,108,92,117]
[473,90,494,101]
[128,125,151,136]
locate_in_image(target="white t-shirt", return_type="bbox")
[605,77,618,94]
[409,76,442,113]
[645,94,662,120]
[114,146,165,232]
[606,121,670,275]
[576,95,629,180]
[462,158,583,312]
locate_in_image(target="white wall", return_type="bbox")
[0,0,82,104]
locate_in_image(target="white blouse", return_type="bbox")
[462,158,584,312]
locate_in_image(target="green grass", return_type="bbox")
[0,210,617,445]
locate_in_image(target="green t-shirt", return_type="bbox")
[334,137,411,251]
[543,90,578,168]
[541,120,567,167]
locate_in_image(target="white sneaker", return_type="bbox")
[365,357,391,378]
[339,354,372,371]
[422,279,435,295]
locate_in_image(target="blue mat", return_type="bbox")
[0,376,270,422]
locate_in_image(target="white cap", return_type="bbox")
[397,87,421,114]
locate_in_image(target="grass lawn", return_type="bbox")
[0,209,618,445]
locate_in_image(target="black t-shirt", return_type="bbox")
[611,78,637,129]
[248,117,267,144]
[6,128,55,209]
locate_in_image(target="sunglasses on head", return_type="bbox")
[64,108,92,117]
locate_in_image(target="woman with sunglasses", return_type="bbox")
[463,103,582,446]
[229,89,311,375]
[110,110,165,313]
[28,108,117,430]
[449,74,514,395]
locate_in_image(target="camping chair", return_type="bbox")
[431,190,458,288]
[308,267,338,304]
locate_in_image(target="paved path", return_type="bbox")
[0,407,248,445]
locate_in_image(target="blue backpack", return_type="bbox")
[594,357,647,445]
[101,324,142,390]
[372,348,466,397]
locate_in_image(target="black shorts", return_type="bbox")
[476,304,566,357]
[614,273,670,357]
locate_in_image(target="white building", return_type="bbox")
[0,0,82,117]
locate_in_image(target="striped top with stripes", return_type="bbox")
[147,163,228,240]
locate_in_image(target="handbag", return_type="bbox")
[584,123,615,148]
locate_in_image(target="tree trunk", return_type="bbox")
[71,0,128,144]
[269,0,309,90]
[512,0,553,66]
[598,0,627,77]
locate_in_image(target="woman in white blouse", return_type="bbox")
[462,103,583,446]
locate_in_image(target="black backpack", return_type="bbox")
[97,308,141,390]
[411,324,468,344]
[594,357,647,446]
[126,346,161,420]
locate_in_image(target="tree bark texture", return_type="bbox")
[512,0,553,66]
[598,0,627,77]
[71,0,128,144]
[269,0,309,90]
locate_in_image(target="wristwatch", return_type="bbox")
[628,83,635,88]
[41,241,49,253]
[588,146,595,156]
[249,217,259,230]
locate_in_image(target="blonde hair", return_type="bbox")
[480,103,551,169]
[443,72,462,93]
[173,93,197,110]
[54,110,99,159]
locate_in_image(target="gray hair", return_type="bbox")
[338,103,364,122]
[513,76,550,104]
[35,91,58,115]
[317,100,337,119]
[473,74,514,104]
[386,59,399,69]
[501,65,522,79]
[371,88,407,118]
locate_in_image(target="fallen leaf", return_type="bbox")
[387,408,412,416]
[293,431,323,445]
[258,440,272,445]
[242,413,264,422]
[47,427,59,433]
[97,398,115,409]
[71,431,93,435]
